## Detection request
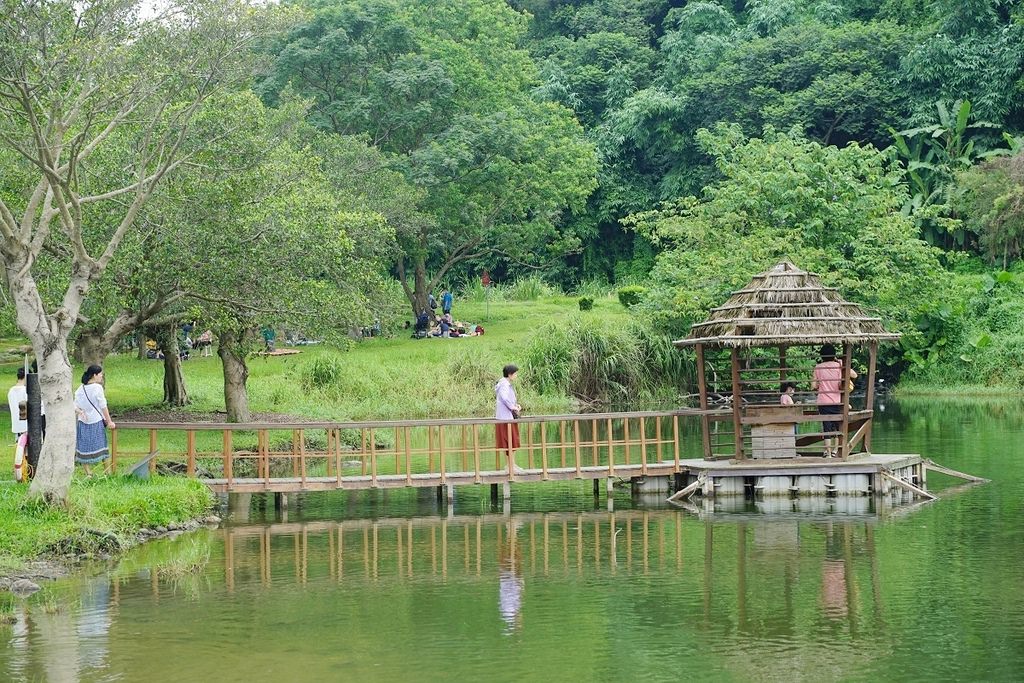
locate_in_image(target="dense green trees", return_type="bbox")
[628,126,944,359]
[521,0,1024,282]
[260,0,597,314]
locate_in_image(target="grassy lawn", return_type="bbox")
[0,295,634,471]
[1,294,630,426]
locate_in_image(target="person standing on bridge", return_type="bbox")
[495,364,524,474]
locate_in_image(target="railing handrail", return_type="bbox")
[113,407,727,432]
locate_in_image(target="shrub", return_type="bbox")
[522,316,691,403]
[578,297,594,311]
[617,285,647,308]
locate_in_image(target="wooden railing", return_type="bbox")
[109,409,729,491]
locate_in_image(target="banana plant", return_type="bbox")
[891,100,1006,247]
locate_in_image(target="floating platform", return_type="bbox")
[673,453,925,499]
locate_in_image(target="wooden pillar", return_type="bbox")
[730,347,744,460]
[864,342,878,453]
[839,344,853,459]
[696,344,712,460]
[186,430,196,477]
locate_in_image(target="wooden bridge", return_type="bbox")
[108,406,939,501]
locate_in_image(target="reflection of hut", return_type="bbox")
[675,261,900,461]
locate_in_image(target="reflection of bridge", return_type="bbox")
[209,509,888,634]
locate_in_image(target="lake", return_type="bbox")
[2,397,1023,682]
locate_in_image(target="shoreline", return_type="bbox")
[0,512,222,593]
[0,475,216,593]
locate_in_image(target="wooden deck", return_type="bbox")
[678,453,923,478]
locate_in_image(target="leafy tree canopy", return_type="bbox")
[628,125,945,361]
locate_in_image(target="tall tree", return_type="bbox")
[260,0,597,314]
[0,0,279,504]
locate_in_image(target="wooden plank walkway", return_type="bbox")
[204,463,678,493]
[111,409,932,498]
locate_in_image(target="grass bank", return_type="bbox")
[893,382,1024,397]
[0,476,213,575]
[1,295,637,429]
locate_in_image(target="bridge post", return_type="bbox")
[274,492,288,511]
[490,483,499,503]
[502,482,511,500]
[593,479,600,499]
[446,484,455,504]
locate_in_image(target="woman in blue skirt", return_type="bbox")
[75,365,116,476]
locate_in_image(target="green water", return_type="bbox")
[3,397,1024,682]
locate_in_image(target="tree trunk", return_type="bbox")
[4,265,79,505]
[218,330,251,423]
[158,327,188,407]
[28,342,77,504]
[136,329,147,360]
[75,330,116,368]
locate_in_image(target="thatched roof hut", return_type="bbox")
[674,261,900,348]
[675,261,899,461]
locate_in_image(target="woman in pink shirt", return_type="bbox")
[812,345,856,457]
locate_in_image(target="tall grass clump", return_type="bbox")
[504,275,557,301]
[522,317,691,405]
[301,353,346,390]
[572,278,615,299]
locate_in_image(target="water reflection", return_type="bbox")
[2,506,904,682]
[4,576,110,682]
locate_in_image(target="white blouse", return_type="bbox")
[75,383,108,425]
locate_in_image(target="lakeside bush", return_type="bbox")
[617,285,647,308]
[578,296,594,311]
[523,316,691,404]
[301,354,346,390]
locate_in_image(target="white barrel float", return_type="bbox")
[794,475,829,495]
[753,476,791,496]
[832,474,871,495]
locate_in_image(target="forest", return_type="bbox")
[2,0,1024,502]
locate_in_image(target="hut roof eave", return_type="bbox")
[673,332,902,348]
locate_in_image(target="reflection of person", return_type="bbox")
[75,365,116,476]
[495,364,523,473]
[812,344,856,458]
[498,521,523,634]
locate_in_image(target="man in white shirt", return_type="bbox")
[8,368,27,439]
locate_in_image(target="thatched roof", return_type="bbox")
[674,261,901,348]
